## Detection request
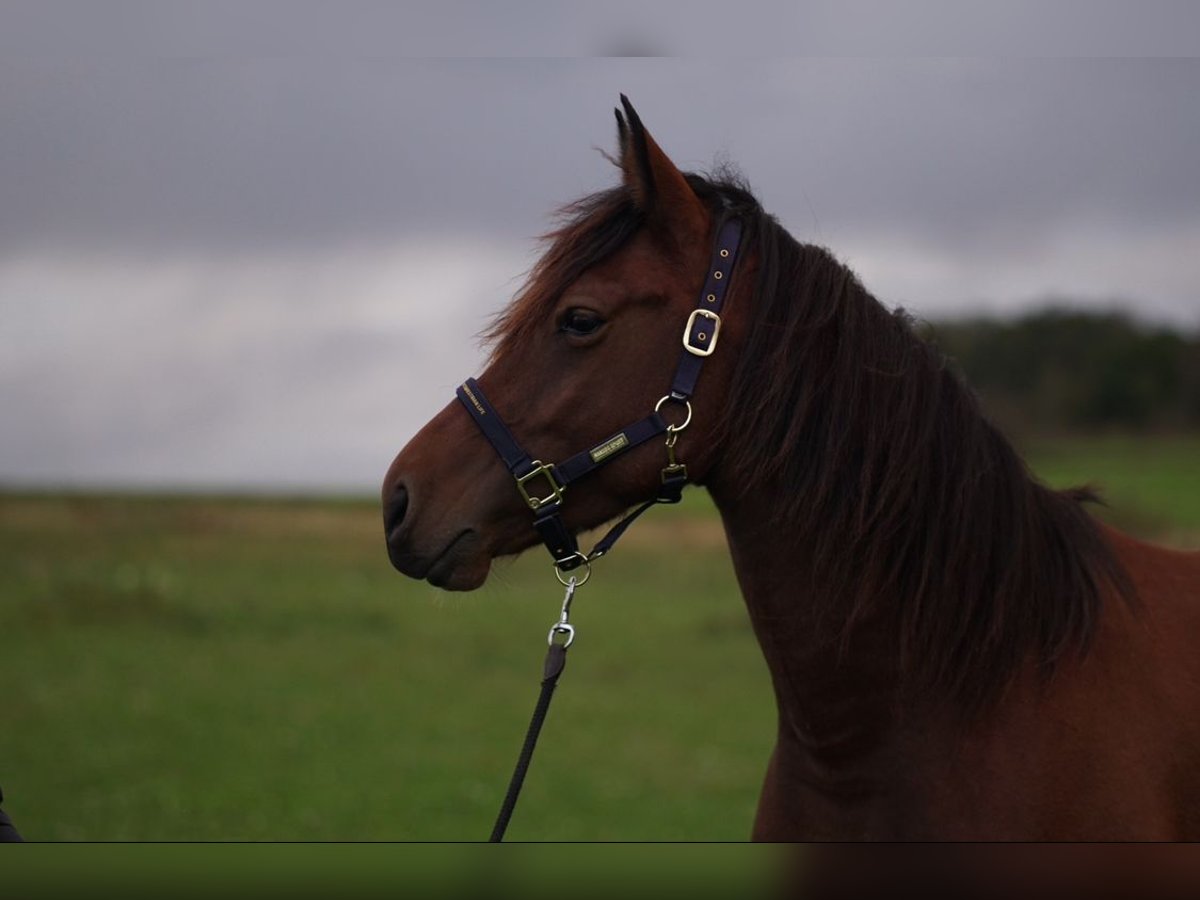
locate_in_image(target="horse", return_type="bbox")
[382,96,1200,840]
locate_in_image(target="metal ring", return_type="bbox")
[548,622,575,648]
[554,554,591,587]
[654,395,693,432]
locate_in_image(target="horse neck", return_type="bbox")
[706,476,1014,850]
[706,476,910,775]
[720,501,955,830]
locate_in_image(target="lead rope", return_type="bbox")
[488,426,691,841]
[489,576,579,842]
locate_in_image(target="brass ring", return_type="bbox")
[554,554,591,587]
[654,395,693,432]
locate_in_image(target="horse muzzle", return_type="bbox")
[383,484,490,590]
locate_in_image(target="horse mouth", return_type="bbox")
[389,529,489,591]
[425,530,479,587]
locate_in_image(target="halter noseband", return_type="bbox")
[456,215,743,579]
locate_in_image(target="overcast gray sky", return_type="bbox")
[2,6,1199,490]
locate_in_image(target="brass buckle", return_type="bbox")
[682,308,721,357]
[516,461,564,511]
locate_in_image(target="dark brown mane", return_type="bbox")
[489,170,1134,712]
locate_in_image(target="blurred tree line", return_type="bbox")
[922,309,1200,435]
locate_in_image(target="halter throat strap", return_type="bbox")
[455,215,744,571]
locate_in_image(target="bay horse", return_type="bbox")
[382,96,1200,839]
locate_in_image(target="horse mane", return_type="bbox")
[716,182,1136,711]
[488,166,1135,713]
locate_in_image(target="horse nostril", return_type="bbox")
[385,485,409,536]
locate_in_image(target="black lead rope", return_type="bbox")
[489,577,578,843]
[487,480,688,841]
[489,640,569,842]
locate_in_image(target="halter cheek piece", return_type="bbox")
[456,216,743,579]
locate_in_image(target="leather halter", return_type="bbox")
[456,215,744,575]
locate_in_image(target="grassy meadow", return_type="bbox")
[1,435,1197,841]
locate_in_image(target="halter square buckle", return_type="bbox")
[516,461,564,511]
[682,308,721,357]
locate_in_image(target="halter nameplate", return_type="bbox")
[589,433,630,463]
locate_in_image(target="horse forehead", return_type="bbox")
[573,232,688,292]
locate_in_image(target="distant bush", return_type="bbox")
[922,309,1200,435]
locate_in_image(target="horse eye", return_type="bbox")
[560,309,606,337]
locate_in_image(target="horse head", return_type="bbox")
[382,97,747,590]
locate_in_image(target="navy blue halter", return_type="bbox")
[456,215,743,574]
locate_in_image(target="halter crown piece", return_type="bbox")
[456,215,744,581]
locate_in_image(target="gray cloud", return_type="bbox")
[2,58,1198,258]
[0,241,517,489]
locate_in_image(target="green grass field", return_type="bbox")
[2,435,1197,840]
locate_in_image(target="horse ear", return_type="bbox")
[615,95,709,252]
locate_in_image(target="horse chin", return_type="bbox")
[424,531,491,591]
[428,557,490,591]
